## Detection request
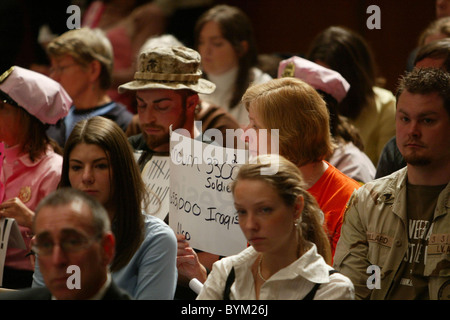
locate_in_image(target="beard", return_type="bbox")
[403,153,432,166]
[143,109,187,151]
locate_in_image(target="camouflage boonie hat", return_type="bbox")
[118,46,215,94]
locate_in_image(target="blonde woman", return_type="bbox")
[197,155,354,300]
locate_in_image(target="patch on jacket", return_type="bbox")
[367,231,394,247]
[428,234,450,255]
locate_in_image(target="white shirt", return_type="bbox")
[197,244,355,300]
[199,67,272,126]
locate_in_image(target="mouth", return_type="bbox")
[143,126,163,135]
[249,237,265,245]
[82,189,98,196]
[404,142,425,149]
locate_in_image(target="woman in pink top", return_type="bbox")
[0,66,71,288]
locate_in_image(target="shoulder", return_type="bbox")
[142,214,177,246]
[352,168,407,203]
[315,270,355,300]
[0,287,51,300]
[251,67,273,84]
[373,86,396,105]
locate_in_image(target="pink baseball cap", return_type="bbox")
[0,66,72,124]
[278,56,350,103]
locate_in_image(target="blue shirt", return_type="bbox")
[33,214,177,300]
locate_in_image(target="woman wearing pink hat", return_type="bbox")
[0,66,72,289]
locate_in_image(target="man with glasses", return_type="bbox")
[0,188,131,300]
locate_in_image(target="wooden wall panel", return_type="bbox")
[219,0,435,92]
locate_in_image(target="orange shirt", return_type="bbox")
[308,162,360,259]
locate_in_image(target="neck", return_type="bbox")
[406,162,450,186]
[258,229,301,279]
[298,161,328,189]
[74,89,111,110]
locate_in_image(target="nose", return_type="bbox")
[139,106,157,124]
[242,212,259,232]
[82,167,94,185]
[51,243,69,266]
[407,120,422,138]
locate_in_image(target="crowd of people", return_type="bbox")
[0,2,449,301]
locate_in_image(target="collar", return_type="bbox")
[51,272,112,300]
[3,144,49,168]
[234,243,331,284]
[207,67,238,90]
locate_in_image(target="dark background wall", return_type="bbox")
[220,0,435,93]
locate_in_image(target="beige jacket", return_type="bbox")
[333,167,450,300]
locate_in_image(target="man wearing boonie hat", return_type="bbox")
[0,66,71,289]
[124,35,240,140]
[278,56,376,184]
[119,45,217,169]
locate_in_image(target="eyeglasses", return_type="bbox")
[49,63,78,75]
[32,234,101,256]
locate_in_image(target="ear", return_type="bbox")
[238,40,249,57]
[294,195,304,221]
[88,60,102,83]
[101,232,116,266]
[186,94,200,113]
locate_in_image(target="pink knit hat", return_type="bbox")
[278,56,350,103]
[0,66,72,124]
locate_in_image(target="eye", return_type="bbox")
[95,162,109,170]
[422,118,435,125]
[259,207,273,214]
[69,165,82,172]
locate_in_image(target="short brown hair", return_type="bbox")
[396,68,450,116]
[47,28,113,90]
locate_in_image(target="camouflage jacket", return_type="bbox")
[333,167,450,300]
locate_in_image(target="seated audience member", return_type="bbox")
[407,16,450,71]
[178,77,362,295]
[194,4,272,126]
[45,27,133,148]
[307,26,396,166]
[278,56,375,184]
[334,68,450,300]
[0,188,131,300]
[125,34,240,139]
[197,155,355,300]
[376,38,450,178]
[0,66,71,289]
[33,116,177,299]
[242,77,361,257]
[119,45,216,170]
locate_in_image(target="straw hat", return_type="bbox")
[119,46,215,94]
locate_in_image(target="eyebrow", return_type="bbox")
[69,157,108,163]
[397,109,440,117]
[136,95,173,104]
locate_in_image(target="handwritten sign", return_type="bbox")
[141,156,171,221]
[169,131,248,256]
[0,218,26,286]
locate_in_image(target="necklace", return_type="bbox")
[257,255,268,282]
